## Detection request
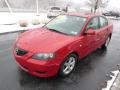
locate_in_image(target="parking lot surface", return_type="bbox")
[0,20,120,90]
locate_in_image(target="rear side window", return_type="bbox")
[87,17,99,30]
[99,17,108,28]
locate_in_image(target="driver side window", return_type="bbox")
[87,17,99,30]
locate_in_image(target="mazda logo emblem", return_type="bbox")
[15,48,19,53]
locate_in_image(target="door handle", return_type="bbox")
[96,39,100,41]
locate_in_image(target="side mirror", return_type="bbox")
[85,29,95,35]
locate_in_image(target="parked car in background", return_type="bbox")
[47,6,65,18]
[102,11,120,18]
[13,13,113,78]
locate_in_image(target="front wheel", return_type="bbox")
[59,54,77,77]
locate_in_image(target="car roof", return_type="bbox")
[64,12,103,18]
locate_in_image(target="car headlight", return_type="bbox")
[32,53,55,60]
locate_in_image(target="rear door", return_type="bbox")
[98,16,109,46]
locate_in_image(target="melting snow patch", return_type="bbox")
[102,70,119,90]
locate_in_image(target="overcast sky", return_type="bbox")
[107,0,120,10]
[72,0,120,10]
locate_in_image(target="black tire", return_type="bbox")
[116,16,119,18]
[101,36,111,49]
[47,16,51,18]
[59,54,77,77]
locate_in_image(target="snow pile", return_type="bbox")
[102,70,119,90]
[0,12,49,33]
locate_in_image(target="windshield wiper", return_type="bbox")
[49,28,61,33]
[47,27,68,35]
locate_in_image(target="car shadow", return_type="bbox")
[17,48,107,90]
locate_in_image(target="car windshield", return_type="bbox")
[45,15,87,36]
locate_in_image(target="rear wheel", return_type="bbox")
[47,15,52,18]
[116,14,119,18]
[101,36,111,49]
[59,54,77,77]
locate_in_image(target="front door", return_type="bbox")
[79,17,100,58]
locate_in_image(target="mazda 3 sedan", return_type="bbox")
[13,13,113,77]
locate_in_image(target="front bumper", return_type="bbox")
[14,52,60,77]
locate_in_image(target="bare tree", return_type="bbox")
[85,0,109,13]
[0,0,64,12]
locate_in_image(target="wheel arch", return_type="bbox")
[109,33,112,38]
[68,51,80,61]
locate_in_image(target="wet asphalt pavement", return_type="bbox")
[0,20,120,90]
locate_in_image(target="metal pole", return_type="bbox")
[4,0,12,13]
[36,0,39,14]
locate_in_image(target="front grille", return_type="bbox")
[15,47,28,56]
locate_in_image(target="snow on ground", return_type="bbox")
[102,70,120,90]
[0,12,49,33]
[1,12,119,34]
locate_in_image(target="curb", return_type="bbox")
[101,65,120,90]
[0,30,27,35]
[111,72,120,90]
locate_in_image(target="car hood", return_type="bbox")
[17,28,78,53]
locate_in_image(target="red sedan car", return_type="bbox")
[13,13,113,77]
